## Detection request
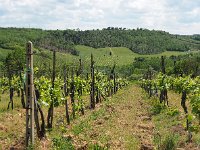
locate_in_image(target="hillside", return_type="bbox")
[0,45,196,76]
[0,27,200,55]
[1,44,199,79]
[75,45,197,67]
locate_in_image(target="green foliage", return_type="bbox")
[64,28,194,54]
[173,76,196,93]
[34,76,64,107]
[166,107,179,117]
[0,77,9,92]
[190,78,200,122]
[155,73,172,91]
[150,99,166,115]
[0,28,47,50]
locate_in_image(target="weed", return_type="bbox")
[52,136,74,150]
[160,133,179,150]
[166,107,179,116]
[88,143,108,150]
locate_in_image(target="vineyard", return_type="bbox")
[0,42,129,149]
[1,37,200,149]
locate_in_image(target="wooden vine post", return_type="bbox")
[64,65,70,124]
[112,64,117,94]
[7,58,14,110]
[19,71,25,108]
[70,67,75,118]
[77,58,82,76]
[173,56,177,76]
[161,56,166,74]
[110,64,116,96]
[76,59,85,115]
[90,54,95,109]
[148,66,153,97]
[47,50,56,128]
[113,72,116,94]
[25,41,34,147]
[160,56,168,105]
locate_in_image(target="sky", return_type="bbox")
[0,0,199,35]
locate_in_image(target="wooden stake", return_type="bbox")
[25,41,34,147]
[90,54,95,109]
[64,65,70,124]
[70,67,75,118]
[161,56,166,74]
[47,50,56,128]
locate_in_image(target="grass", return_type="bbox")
[76,45,135,66]
[0,45,199,71]
[76,45,199,67]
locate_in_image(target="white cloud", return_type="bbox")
[0,0,199,34]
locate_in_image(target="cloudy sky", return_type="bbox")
[0,0,199,35]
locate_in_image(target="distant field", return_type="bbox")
[76,45,135,66]
[0,46,199,68]
[75,45,199,66]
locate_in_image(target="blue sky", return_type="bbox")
[0,0,199,35]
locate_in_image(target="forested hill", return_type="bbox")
[0,27,200,54]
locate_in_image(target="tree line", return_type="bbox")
[0,27,199,55]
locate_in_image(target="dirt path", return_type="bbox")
[103,84,155,150]
[69,84,155,150]
[102,86,153,149]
